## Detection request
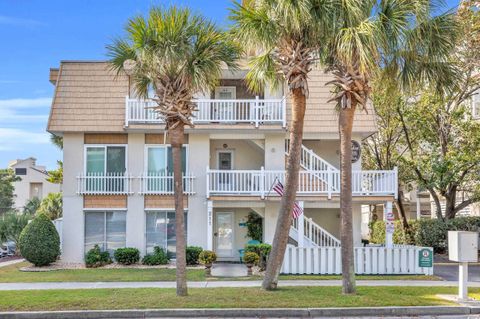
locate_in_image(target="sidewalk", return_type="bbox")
[0,279,479,291]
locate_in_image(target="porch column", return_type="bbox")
[297,201,305,247]
[384,201,393,248]
[207,200,213,250]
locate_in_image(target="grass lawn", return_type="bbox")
[0,262,440,282]
[0,286,463,311]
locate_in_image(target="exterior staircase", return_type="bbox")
[289,215,340,247]
[285,141,341,247]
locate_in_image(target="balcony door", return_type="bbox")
[85,146,126,192]
[214,86,236,121]
[217,150,233,189]
[146,146,187,192]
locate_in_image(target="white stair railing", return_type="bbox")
[290,216,340,247]
[285,141,337,172]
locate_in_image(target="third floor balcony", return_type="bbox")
[125,96,286,128]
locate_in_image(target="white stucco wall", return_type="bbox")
[61,133,85,263]
[209,139,264,170]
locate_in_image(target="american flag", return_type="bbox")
[273,180,303,219]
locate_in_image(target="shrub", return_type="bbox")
[198,250,217,265]
[18,214,60,266]
[243,251,260,265]
[245,243,271,270]
[246,212,263,241]
[0,211,31,248]
[114,247,140,265]
[142,246,169,265]
[186,246,203,265]
[85,245,112,268]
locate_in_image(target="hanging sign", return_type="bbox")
[351,140,361,163]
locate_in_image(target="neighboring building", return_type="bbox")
[47,61,398,263]
[8,157,61,210]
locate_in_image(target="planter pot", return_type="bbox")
[246,263,253,276]
[204,263,212,276]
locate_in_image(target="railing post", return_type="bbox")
[327,167,332,200]
[297,202,305,247]
[282,96,287,128]
[255,96,260,128]
[206,166,210,199]
[125,95,129,127]
[393,166,398,199]
[260,166,265,199]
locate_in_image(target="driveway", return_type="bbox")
[435,264,480,281]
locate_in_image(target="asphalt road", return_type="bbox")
[435,264,480,281]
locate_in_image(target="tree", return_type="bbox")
[362,83,414,232]
[230,0,334,290]
[0,169,20,214]
[47,134,63,184]
[37,192,63,220]
[323,0,457,293]
[23,197,41,215]
[108,6,240,296]
[0,211,31,251]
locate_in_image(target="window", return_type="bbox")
[145,211,187,257]
[85,146,126,192]
[85,211,126,255]
[146,146,187,192]
[15,168,26,175]
[473,92,480,119]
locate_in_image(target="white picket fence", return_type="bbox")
[282,246,433,275]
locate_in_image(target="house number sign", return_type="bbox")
[351,140,361,163]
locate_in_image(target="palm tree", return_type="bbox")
[230,0,335,290]
[107,6,240,296]
[324,0,457,293]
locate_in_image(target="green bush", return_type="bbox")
[18,214,60,266]
[243,251,260,265]
[142,246,169,265]
[245,243,271,270]
[369,217,480,253]
[186,246,203,265]
[85,245,112,268]
[246,212,263,241]
[114,247,140,265]
[198,250,217,265]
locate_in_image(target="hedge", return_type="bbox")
[369,216,480,253]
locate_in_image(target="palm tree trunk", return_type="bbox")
[170,124,188,297]
[262,88,306,291]
[339,106,356,294]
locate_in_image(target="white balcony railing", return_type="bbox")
[77,173,132,195]
[140,173,196,195]
[125,96,286,127]
[206,168,397,198]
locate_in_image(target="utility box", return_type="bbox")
[448,231,479,262]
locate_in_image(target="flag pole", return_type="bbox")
[264,176,279,200]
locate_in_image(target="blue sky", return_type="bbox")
[0,0,460,169]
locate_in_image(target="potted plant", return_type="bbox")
[243,251,259,276]
[198,250,217,276]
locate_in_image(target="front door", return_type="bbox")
[215,212,234,257]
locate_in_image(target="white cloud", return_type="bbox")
[0,128,50,151]
[0,15,44,27]
[0,97,52,109]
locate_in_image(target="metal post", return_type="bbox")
[207,201,213,251]
[459,262,469,300]
[384,201,393,248]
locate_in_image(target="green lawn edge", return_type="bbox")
[0,286,462,311]
[0,262,440,283]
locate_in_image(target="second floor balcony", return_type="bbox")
[125,96,286,128]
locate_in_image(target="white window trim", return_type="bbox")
[84,144,128,174]
[84,210,127,253]
[215,211,235,258]
[216,149,235,170]
[144,210,188,254]
[144,144,190,175]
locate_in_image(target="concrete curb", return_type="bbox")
[0,306,477,318]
